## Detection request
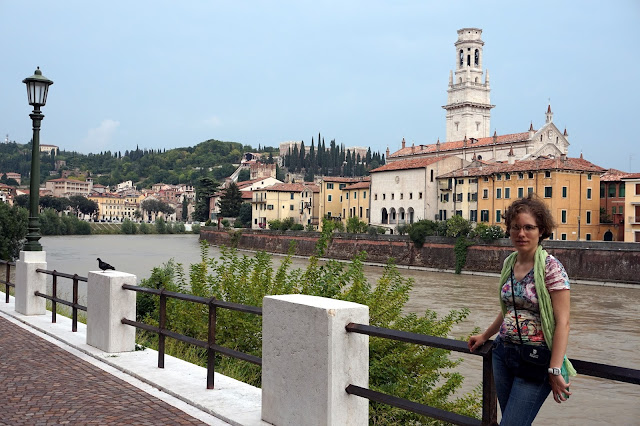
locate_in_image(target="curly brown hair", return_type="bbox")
[504,193,556,243]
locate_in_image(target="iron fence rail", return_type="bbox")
[346,322,640,425]
[346,322,497,425]
[120,284,262,390]
[35,269,87,332]
[0,260,16,303]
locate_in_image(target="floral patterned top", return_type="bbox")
[499,255,570,345]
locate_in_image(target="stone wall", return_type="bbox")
[200,229,640,284]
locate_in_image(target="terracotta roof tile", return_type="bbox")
[343,181,371,190]
[388,132,531,158]
[438,156,606,178]
[262,183,317,192]
[370,156,451,173]
[321,176,370,183]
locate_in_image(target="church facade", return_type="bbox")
[386,27,570,166]
[370,27,574,231]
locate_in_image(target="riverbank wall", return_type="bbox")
[200,228,640,284]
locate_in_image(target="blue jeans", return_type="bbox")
[492,336,551,426]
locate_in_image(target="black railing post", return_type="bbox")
[52,271,57,323]
[481,347,497,425]
[158,289,166,369]
[72,274,79,332]
[207,297,217,390]
[4,262,10,303]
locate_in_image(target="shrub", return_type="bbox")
[173,222,186,233]
[446,215,472,238]
[136,235,481,424]
[221,219,230,228]
[191,223,201,234]
[395,223,409,235]
[139,222,152,234]
[290,223,304,231]
[268,219,282,230]
[155,217,167,234]
[305,223,316,232]
[473,224,505,241]
[121,219,137,235]
[346,217,368,233]
[407,219,437,247]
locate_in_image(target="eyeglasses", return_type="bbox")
[510,224,538,233]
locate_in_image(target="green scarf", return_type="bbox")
[499,245,577,378]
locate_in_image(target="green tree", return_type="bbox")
[68,195,98,218]
[237,169,250,182]
[236,202,252,227]
[141,199,175,220]
[218,183,243,217]
[346,216,368,233]
[193,177,218,222]
[0,203,28,260]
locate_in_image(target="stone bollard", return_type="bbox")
[86,271,136,352]
[262,294,369,426]
[15,251,47,315]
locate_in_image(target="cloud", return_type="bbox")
[203,115,223,127]
[83,119,120,151]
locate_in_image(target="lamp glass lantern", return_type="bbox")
[23,67,53,107]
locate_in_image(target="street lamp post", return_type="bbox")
[23,67,53,251]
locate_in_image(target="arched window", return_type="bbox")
[381,208,389,224]
[458,77,462,84]
[459,50,463,67]
[399,208,405,223]
[408,207,415,224]
[474,49,479,66]
[390,208,397,224]
[475,77,479,83]
[467,55,471,66]
[431,169,434,182]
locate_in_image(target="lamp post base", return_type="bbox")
[24,216,42,251]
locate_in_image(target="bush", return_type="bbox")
[191,223,201,234]
[305,223,316,232]
[396,223,409,235]
[173,222,186,233]
[204,219,212,227]
[446,215,472,238]
[121,219,138,235]
[139,222,152,234]
[407,220,437,247]
[471,223,505,241]
[0,203,28,260]
[221,219,230,228]
[136,235,481,424]
[346,217,368,233]
[290,223,304,231]
[155,217,167,234]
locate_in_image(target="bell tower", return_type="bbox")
[443,28,494,142]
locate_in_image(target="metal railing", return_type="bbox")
[345,322,640,426]
[120,285,262,389]
[35,269,88,332]
[0,259,16,303]
[346,323,495,426]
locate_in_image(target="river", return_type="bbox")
[40,234,640,425]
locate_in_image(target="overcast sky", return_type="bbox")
[1,1,638,172]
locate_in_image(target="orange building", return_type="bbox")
[440,155,605,240]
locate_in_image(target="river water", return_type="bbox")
[40,234,640,425]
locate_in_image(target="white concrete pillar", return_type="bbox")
[262,294,369,426]
[86,271,136,352]
[15,251,47,315]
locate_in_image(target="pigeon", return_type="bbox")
[97,258,116,271]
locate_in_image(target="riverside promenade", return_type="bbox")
[0,294,264,426]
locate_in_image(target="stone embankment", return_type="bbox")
[200,228,640,285]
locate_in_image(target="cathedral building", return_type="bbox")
[386,28,570,165]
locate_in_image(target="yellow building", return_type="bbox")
[318,177,367,223]
[340,180,371,226]
[443,155,605,240]
[622,174,640,242]
[434,172,479,222]
[88,193,139,221]
[252,183,319,229]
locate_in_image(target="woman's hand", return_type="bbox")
[468,334,486,352]
[549,374,572,403]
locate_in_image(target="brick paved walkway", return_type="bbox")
[0,316,210,425]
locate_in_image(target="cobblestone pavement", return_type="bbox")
[0,316,209,425]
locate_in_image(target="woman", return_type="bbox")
[468,194,576,425]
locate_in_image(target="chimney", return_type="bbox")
[401,137,406,149]
[507,145,515,165]
[411,143,415,154]
[386,146,390,158]
[529,122,535,139]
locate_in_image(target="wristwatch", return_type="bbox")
[548,367,562,376]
